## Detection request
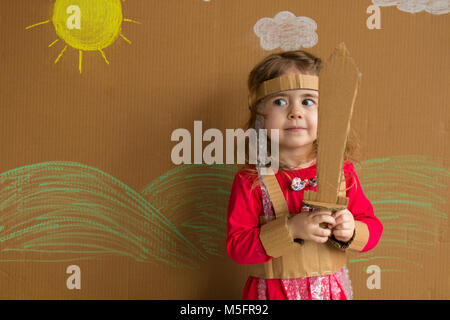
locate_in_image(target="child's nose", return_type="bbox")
[288,103,304,119]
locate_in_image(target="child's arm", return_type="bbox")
[344,161,383,252]
[226,171,275,265]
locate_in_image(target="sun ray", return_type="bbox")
[54,45,68,64]
[79,50,83,74]
[25,20,50,30]
[120,33,132,45]
[99,49,110,65]
[48,39,59,48]
[124,18,141,24]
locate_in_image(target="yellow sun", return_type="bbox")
[26,0,140,73]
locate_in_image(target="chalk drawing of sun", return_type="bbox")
[26,0,140,73]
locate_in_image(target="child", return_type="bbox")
[226,50,383,300]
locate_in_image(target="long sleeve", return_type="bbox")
[344,161,383,253]
[226,170,272,265]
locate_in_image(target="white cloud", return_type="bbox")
[372,0,449,15]
[253,11,318,51]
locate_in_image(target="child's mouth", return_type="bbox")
[285,127,306,132]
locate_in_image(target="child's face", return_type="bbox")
[260,68,318,152]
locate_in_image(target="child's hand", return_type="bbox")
[331,209,355,242]
[287,209,336,244]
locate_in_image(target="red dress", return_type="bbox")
[226,161,383,300]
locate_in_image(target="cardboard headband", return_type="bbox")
[248,73,319,108]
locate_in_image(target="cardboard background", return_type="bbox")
[0,0,448,299]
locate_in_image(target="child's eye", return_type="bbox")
[303,98,316,106]
[273,98,287,107]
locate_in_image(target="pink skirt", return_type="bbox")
[242,266,353,300]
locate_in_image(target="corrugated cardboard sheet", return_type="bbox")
[0,0,448,299]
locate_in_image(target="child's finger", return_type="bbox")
[313,214,336,227]
[332,229,351,238]
[332,209,346,220]
[334,216,344,225]
[334,213,353,225]
[310,235,329,244]
[335,215,349,223]
[313,227,332,238]
[333,223,352,230]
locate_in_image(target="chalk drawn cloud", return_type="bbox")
[254,11,318,51]
[372,0,449,15]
